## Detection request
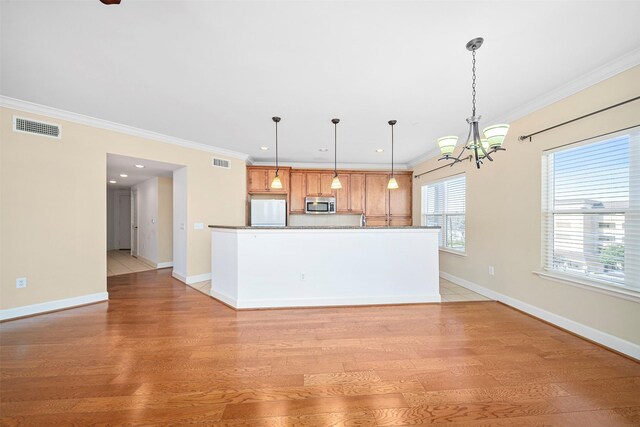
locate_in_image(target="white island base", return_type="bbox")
[210,226,441,309]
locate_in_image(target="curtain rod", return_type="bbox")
[542,124,639,153]
[518,96,640,142]
[414,155,472,179]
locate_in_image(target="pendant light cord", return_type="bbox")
[275,120,279,175]
[334,122,337,176]
[391,123,394,177]
[471,48,477,117]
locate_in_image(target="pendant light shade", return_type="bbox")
[270,116,282,189]
[483,124,510,148]
[331,118,342,190]
[387,120,398,190]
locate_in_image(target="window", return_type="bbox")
[421,174,466,252]
[542,130,639,293]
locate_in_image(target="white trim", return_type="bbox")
[157,261,174,268]
[186,273,211,285]
[172,271,187,283]
[439,248,467,257]
[407,48,640,168]
[250,161,409,171]
[420,171,466,186]
[533,271,640,303]
[440,271,640,360]
[0,292,109,321]
[136,255,173,269]
[210,291,441,310]
[0,96,249,161]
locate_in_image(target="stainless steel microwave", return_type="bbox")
[305,197,336,214]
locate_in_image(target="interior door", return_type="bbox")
[117,193,131,250]
[130,190,138,256]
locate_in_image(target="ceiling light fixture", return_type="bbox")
[376,149,384,153]
[387,120,398,189]
[318,148,329,152]
[120,174,128,177]
[437,38,509,169]
[109,180,117,184]
[260,146,269,151]
[270,117,283,189]
[135,164,145,168]
[330,119,342,190]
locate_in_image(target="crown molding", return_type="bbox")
[0,96,250,161]
[407,47,640,168]
[250,161,409,171]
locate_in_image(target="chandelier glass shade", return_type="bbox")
[437,38,509,169]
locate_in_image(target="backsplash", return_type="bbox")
[289,214,361,227]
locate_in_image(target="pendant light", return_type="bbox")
[330,118,342,189]
[387,120,399,189]
[436,37,509,168]
[270,116,283,189]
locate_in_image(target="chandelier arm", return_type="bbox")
[474,122,493,162]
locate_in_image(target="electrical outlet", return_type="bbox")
[300,272,305,281]
[488,266,495,276]
[16,277,27,288]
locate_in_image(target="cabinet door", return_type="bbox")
[389,217,412,226]
[320,173,335,197]
[389,174,412,217]
[349,173,365,213]
[248,169,267,192]
[306,173,321,196]
[290,172,306,213]
[334,173,350,213]
[366,216,388,227]
[365,174,389,217]
[266,168,288,193]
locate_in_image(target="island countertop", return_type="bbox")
[208,225,440,230]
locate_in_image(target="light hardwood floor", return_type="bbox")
[1,269,638,426]
[107,250,156,277]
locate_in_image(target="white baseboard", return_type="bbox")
[138,255,173,269]
[157,261,173,268]
[0,292,109,321]
[186,273,211,285]
[440,271,640,360]
[172,271,187,283]
[210,292,441,310]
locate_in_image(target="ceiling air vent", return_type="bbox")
[13,116,61,139]
[212,157,230,169]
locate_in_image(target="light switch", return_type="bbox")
[194,222,204,230]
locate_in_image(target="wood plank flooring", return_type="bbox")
[1,269,639,426]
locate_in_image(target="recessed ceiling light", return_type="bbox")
[109,180,117,184]
[376,149,384,153]
[318,148,329,152]
[135,164,145,168]
[120,174,128,177]
[260,146,269,151]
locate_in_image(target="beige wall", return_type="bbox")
[157,176,173,264]
[412,66,640,345]
[0,107,246,310]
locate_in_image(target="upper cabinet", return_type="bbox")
[290,171,306,213]
[389,174,412,217]
[306,172,334,197]
[247,167,289,194]
[365,174,389,217]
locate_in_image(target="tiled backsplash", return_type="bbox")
[289,214,361,227]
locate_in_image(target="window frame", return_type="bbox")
[540,129,639,300]
[421,173,466,255]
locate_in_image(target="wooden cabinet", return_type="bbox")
[349,173,365,213]
[247,167,289,193]
[365,174,389,217]
[334,173,350,213]
[305,173,320,196]
[320,173,334,196]
[365,173,412,226]
[289,172,306,213]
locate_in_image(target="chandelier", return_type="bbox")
[437,38,509,169]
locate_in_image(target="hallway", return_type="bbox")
[106,250,156,277]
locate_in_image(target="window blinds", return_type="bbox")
[541,129,640,292]
[422,175,466,251]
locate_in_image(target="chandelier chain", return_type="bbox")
[471,48,477,117]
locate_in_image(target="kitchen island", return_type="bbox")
[208,226,441,309]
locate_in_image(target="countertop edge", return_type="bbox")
[209,225,441,230]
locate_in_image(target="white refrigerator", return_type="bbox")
[250,199,287,227]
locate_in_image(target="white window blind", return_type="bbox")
[542,129,640,293]
[421,175,466,251]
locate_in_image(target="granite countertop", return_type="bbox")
[209,225,441,230]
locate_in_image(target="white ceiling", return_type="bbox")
[2,1,639,167]
[106,153,182,189]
